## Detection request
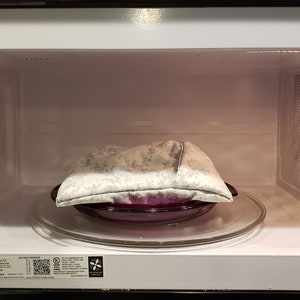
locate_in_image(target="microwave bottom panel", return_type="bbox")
[0,185,300,290]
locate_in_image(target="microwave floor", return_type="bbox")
[0,184,299,252]
[1,185,300,290]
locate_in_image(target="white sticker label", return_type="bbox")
[0,256,103,279]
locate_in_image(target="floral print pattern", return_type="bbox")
[56,140,233,207]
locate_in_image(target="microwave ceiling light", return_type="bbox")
[129,8,164,27]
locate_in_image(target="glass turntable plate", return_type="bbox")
[32,190,266,249]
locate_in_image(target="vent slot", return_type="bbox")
[21,57,54,61]
[293,74,300,161]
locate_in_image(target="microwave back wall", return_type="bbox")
[1,6,300,292]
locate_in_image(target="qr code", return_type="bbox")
[33,259,51,275]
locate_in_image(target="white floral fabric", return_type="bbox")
[56,140,233,207]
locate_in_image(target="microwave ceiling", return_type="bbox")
[1,49,300,72]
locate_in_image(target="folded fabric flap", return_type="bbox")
[56,140,233,207]
[71,141,181,173]
[56,187,232,207]
[175,141,233,201]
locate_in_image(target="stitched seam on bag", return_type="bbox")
[175,141,184,172]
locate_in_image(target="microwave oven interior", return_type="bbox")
[1,48,300,291]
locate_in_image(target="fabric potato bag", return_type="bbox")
[55,140,233,207]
